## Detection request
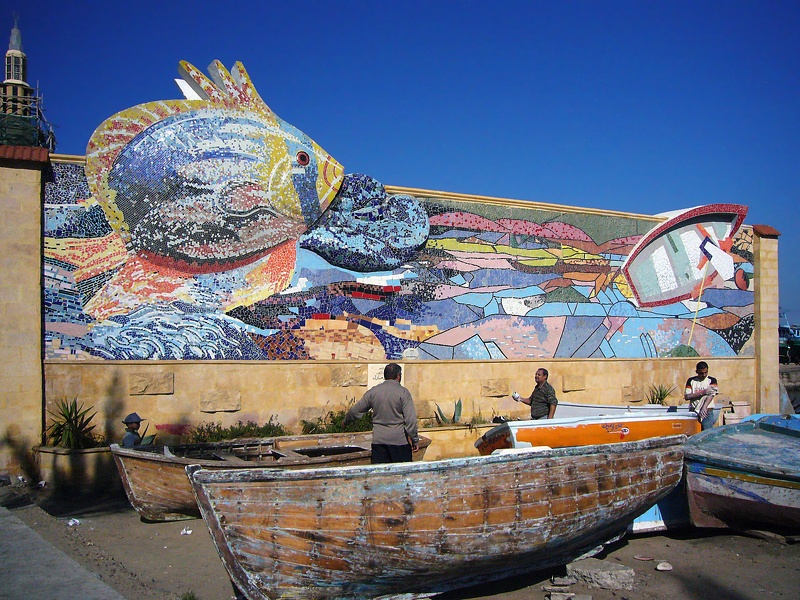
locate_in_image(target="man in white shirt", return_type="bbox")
[684,361,719,430]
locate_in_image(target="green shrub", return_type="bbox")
[45,398,105,449]
[300,405,372,434]
[184,416,291,443]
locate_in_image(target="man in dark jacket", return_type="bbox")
[344,363,419,463]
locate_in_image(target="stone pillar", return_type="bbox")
[752,224,781,414]
[0,147,49,476]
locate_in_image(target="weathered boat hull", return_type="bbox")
[111,433,430,522]
[189,435,686,600]
[475,413,700,455]
[685,415,800,532]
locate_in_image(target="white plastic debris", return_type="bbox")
[180,527,192,535]
[655,561,673,571]
[66,518,80,527]
[37,480,47,488]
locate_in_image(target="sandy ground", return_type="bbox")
[4,486,798,600]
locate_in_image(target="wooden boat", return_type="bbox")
[188,435,686,600]
[475,413,700,455]
[685,414,800,532]
[620,203,747,307]
[475,413,701,534]
[111,432,431,522]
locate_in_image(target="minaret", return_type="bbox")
[2,14,32,116]
[0,14,55,150]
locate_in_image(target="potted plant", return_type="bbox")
[646,384,675,405]
[34,398,121,496]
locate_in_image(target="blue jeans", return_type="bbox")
[700,409,717,430]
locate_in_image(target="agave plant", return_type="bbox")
[434,399,463,425]
[646,384,676,405]
[45,398,104,449]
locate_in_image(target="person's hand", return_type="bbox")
[411,443,419,453]
[698,406,709,419]
[512,392,521,402]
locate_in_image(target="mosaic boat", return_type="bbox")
[685,414,800,532]
[621,203,748,307]
[188,435,685,600]
[111,432,431,522]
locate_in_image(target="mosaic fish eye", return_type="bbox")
[296,151,310,166]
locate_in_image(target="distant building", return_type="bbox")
[0,14,55,150]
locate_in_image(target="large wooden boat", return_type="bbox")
[189,435,686,600]
[475,412,699,455]
[111,432,431,522]
[685,414,800,532]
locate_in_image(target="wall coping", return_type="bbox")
[44,356,756,366]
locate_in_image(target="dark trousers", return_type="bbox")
[371,443,413,464]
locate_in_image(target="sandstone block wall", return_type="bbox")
[44,357,754,447]
[0,158,45,475]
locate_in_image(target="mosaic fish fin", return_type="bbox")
[206,60,249,105]
[230,62,272,116]
[177,60,227,104]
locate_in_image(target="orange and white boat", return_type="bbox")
[475,413,700,455]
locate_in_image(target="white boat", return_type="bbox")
[555,400,724,425]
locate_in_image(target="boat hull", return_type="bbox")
[685,415,800,532]
[112,433,430,521]
[189,435,685,600]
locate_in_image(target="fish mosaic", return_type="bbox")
[42,61,755,361]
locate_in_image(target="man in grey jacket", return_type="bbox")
[344,363,419,463]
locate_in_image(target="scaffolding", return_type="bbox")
[0,83,56,151]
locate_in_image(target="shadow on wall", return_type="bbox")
[2,427,39,481]
[34,445,125,504]
[102,372,128,444]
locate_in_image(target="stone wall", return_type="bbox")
[0,154,47,475]
[45,357,755,447]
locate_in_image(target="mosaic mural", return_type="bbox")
[43,61,756,362]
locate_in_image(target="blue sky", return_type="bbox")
[8,1,800,322]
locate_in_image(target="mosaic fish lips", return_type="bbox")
[106,108,344,272]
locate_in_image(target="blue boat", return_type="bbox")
[684,414,800,532]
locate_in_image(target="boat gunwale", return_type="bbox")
[189,434,687,484]
[110,432,430,467]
